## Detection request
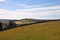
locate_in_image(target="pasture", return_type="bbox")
[0,21,60,40]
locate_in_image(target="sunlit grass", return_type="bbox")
[0,21,60,40]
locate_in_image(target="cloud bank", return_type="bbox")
[0,5,60,19]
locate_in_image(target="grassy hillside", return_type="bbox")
[0,21,60,40]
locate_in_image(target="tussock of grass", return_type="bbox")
[0,21,60,40]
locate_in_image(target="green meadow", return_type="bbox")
[0,21,60,40]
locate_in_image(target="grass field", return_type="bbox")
[0,21,60,40]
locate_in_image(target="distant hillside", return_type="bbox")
[0,19,60,23]
[0,19,60,31]
[14,18,41,25]
[14,18,60,25]
[0,21,60,40]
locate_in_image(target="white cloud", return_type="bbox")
[14,3,46,8]
[14,3,60,9]
[0,5,60,19]
[15,3,36,8]
[0,0,6,2]
[18,5,60,11]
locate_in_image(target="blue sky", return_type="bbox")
[0,0,60,19]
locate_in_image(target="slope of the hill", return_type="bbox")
[0,21,60,40]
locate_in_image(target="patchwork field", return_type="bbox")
[0,21,60,40]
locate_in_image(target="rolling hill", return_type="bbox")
[0,21,60,40]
